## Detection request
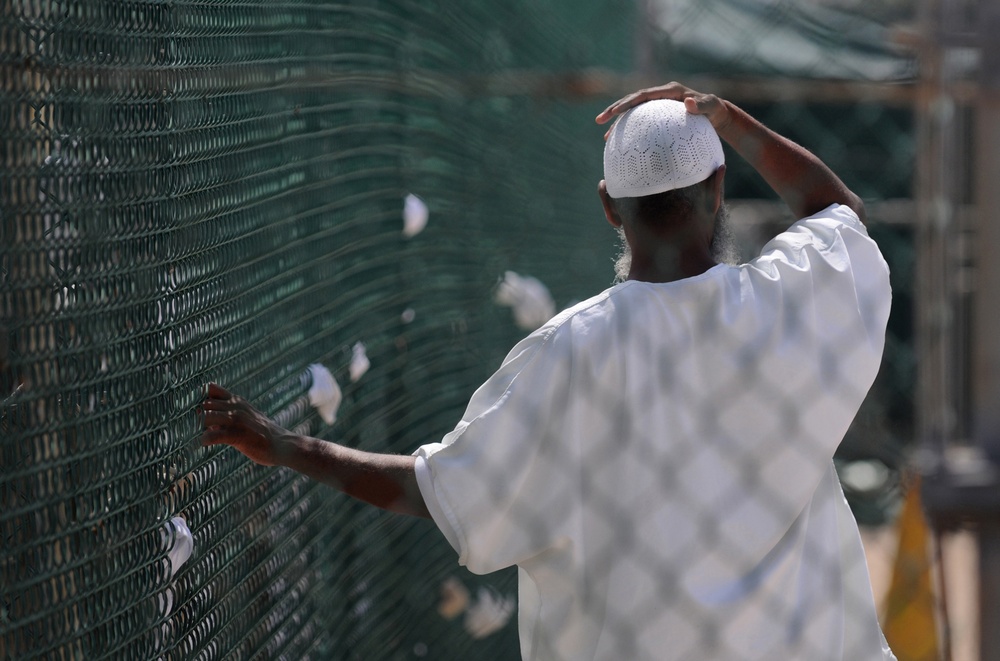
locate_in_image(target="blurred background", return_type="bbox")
[1,0,995,658]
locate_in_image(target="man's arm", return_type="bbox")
[200,382,431,519]
[596,82,866,223]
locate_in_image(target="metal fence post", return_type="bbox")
[920,0,1000,659]
[973,2,1000,657]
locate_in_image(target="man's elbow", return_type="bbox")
[845,192,867,225]
[811,190,867,225]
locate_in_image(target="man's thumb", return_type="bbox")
[684,94,727,129]
[683,96,702,114]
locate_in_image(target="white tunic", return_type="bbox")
[415,204,896,660]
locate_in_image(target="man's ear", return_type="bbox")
[598,180,622,228]
[705,165,726,215]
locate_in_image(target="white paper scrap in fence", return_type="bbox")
[350,342,370,382]
[163,516,194,578]
[464,586,515,639]
[494,270,556,331]
[308,363,342,424]
[403,193,429,238]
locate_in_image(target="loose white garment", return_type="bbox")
[415,204,895,661]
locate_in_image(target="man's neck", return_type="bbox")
[627,243,717,283]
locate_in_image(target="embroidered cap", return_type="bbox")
[603,99,724,198]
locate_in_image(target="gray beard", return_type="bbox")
[710,203,739,267]
[613,203,738,284]
[613,226,631,284]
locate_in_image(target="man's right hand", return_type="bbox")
[595,81,733,135]
[597,80,864,223]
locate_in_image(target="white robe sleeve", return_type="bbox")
[414,327,578,575]
[756,204,889,352]
[719,203,892,510]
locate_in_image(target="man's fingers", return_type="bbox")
[202,410,235,428]
[596,97,632,124]
[205,382,233,400]
[596,92,648,124]
[596,83,697,124]
[201,397,235,412]
[201,429,234,447]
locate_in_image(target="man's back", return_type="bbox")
[414,204,894,660]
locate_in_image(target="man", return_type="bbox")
[202,82,895,660]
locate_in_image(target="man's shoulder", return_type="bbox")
[785,203,869,241]
[535,285,627,334]
[752,203,882,270]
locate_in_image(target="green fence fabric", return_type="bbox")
[651,0,915,81]
[2,2,630,658]
[2,1,914,659]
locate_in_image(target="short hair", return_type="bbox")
[610,181,701,228]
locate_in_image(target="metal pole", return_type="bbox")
[914,0,956,466]
[913,2,1000,661]
[972,0,1000,461]
[974,1,1000,655]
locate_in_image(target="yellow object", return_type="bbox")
[881,474,940,661]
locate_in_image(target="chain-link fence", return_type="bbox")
[2,0,922,659]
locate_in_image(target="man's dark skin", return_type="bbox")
[200,81,865,518]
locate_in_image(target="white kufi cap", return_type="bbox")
[603,99,724,198]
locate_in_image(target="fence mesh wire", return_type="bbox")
[2,1,916,659]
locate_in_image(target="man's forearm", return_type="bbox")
[200,382,432,519]
[716,101,866,223]
[278,434,431,519]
